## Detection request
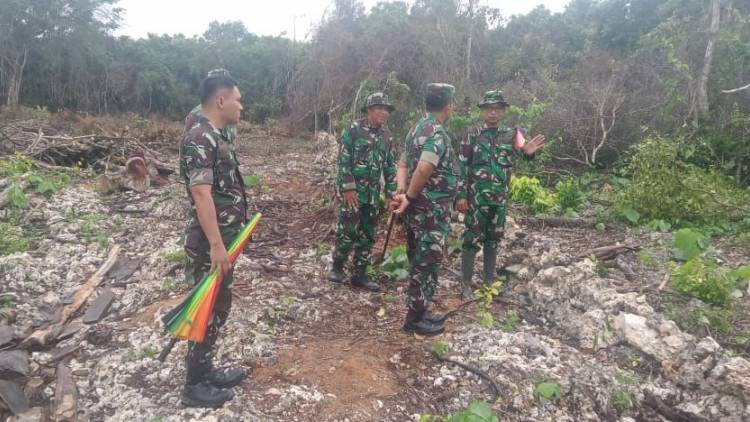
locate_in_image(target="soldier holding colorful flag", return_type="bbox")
[178,71,248,407]
[455,90,546,298]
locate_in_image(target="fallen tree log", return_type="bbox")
[21,245,120,349]
[577,244,640,261]
[521,216,596,229]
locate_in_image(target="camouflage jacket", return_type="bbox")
[402,113,458,203]
[185,104,237,143]
[457,123,530,205]
[336,118,397,205]
[179,116,247,228]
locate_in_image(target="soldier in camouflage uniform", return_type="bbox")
[456,90,545,298]
[328,92,397,292]
[392,83,458,336]
[178,72,248,408]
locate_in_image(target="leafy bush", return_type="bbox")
[380,245,409,281]
[420,401,499,422]
[247,97,282,124]
[475,281,503,328]
[671,257,740,306]
[672,228,709,260]
[0,221,32,256]
[555,178,585,212]
[612,389,634,411]
[618,137,750,225]
[510,176,557,214]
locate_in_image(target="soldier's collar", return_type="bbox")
[363,118,382,132]
[199,116,226,138]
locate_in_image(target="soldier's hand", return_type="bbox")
[393,194,410,214]
[210,243,231,277]
[343,190,358,209]
[456,198,469,214]
[522,134,546,155]
[389,194,402,212]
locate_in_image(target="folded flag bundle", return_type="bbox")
[161,212,262,344]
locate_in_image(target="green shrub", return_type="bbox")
[380,245,409,281]
[555,178,584,212]
[671,257,738,306]
[618,137,750,225]
[0,221,32,256]
[420,401,498,422]
[672,228,709,260]
[612,389,634,411]
[510,176,557,214]
[534,380,562,402]
[247,97,282,124]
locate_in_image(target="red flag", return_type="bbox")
[513,127,526,152]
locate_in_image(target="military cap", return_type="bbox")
[361,92,395,112]
[477,89,510,108]
[425,83,455,109]
[206,68,231,78]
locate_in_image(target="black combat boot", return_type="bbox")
[402,309,444,336]
[483,243,497,284]
[204,367,247,389]
[182,381,234,408]
[424,310,447,324]
[460,249,477,300]
[351,266,380,292]
[327,257,346,283]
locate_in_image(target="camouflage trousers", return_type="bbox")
[405,198,451,312]
[462,202,506,253]
[182,220,242,385]
[333,203,377,269]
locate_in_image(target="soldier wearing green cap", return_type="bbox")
[455,90,546,298]
[327,92,397,292]
[391,83,459,336]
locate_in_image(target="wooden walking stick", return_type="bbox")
[376,213,396,264]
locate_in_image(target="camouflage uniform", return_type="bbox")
[333,108,397,269]
[457,123,517,252]
[402,84,458,312]
[185,104,237,143]
[179,116,247,385]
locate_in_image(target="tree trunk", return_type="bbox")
[464,0,475,86]
[5,48,27,107]
[696,0,721,120]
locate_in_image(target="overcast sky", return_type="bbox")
[115,0,570,40]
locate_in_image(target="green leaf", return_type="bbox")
[478,311,494,329]
[8,184,29,208]
[734,266,750,281]
[595,222,606,232]
[621,206,640,224]
[657,220,672,232]
[534,380,562,402]
[431,341,448,358]
[673,228,708,260]
[465,400,494,419]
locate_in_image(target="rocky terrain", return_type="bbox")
[1,119,749,421]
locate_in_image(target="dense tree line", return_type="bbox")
[1,0,748,178]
